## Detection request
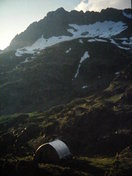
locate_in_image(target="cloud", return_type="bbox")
[75,0,89,12]
[75,0,131,12]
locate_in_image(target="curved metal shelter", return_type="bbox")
[35,139,71,163]
[49,139,71,159]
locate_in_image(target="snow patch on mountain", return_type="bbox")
[123,10,132,19]
[21,57,30,64]
[74,51,90,79]
[15,35,73,57]
[68,21,127,38]
[65,48,71,53]
[88,38,107,42]
[80,51,90,63]
[79,39,83,44]
[110,39,131,50]
[15,21,127,57]
[122,37,132,45]
[82,85,88,89]
[115,72,120,76]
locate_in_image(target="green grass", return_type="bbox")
[28,112,41,118]
[0,113,22,124]
[105,93,123,103]
[39,163,92,176]
[79,157,114,170]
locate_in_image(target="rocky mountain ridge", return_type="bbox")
[7,8,132,51]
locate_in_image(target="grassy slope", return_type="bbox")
[0,63,132,175]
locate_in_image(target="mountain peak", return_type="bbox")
[47,7,67,17]
[55,7,66,13]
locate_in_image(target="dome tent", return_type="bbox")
[34,139,72,163]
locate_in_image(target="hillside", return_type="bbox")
[0,7,132,176]
[0,40,131,114]
[0,8,132,115]
[0,62,132,175]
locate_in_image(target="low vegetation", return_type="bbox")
[0,63,132,175]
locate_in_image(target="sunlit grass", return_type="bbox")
[79,156,114,170]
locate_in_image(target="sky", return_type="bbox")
[0,0,131,50]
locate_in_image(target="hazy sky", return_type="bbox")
[0,0,131,50]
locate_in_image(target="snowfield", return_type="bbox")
[68,21,127,38]
[15,20,128,57]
